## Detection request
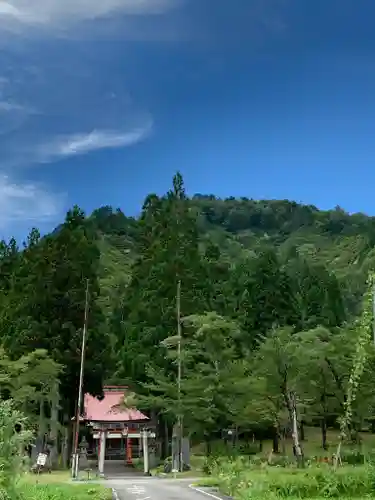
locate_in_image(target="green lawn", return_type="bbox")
[18,470,111,500]
[22,470,71,485]
[18,483,111,500]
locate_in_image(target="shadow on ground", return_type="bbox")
[90,460,145,479]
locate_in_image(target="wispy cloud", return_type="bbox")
[0,52,154,167]
[0,0,177,28]
[0,174,64,229]
[36,120,153,163]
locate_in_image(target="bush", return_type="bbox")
[0,401,32,497]
[340,450,365,465]
[237,443,260,456]
[202,457,375,498]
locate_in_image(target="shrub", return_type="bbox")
[0,401,32,497]
[340,450,365,465]
[203,457,375,498]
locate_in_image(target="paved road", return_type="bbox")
[108,477,230,500]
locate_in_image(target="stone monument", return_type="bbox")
[78,436,90,471]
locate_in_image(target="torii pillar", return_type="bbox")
[98,430,107,476]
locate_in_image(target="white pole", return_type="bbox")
[73,279,90,479]
[176,280,183,472]
[142,430,149,475]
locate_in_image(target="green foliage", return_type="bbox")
[0,348,60,424]
[0,206,111,418]
[0,400,32,495]
[3,172,375,470]
[17,484,110,500]
[203,457,375,498]
[117,173,205,387]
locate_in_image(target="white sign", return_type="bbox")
[36,453,47,466]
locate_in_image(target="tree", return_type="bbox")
[0,400,32,494]
[1,208,110,419]
[285,255,346,330]
[118,173,205,383]
[116,174,207,456]
[333,274,374,468]
[290,327,354,450]
[252,328,304,466]
[229,248,298,350]
[137,313,248,453]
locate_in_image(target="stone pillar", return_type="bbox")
[182,437,191,469]
[171,424,179,472]
[98,430,106,476]
[142,430,149,475]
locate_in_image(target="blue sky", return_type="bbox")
[1,0,375,241]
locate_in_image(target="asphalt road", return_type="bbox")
[109,477,230,500]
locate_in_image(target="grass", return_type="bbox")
[197,458,375,499]
[22,470,71,485]
[17,483,111,500]
[192,427,375,499]
[16,470,111,500]
[192,426,375,460]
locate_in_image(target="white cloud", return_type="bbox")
[0,174,64,228]
[0,101,28,113]
[0,0,176,27]
[36,120,152,163]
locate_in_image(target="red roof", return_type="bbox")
[84,388,148,422]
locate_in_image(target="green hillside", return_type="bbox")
[2,173,375,466]
[92,196,375,318]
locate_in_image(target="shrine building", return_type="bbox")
[82,386,155,475]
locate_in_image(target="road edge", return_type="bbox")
[112,488,120,500]
[188,483,232,500]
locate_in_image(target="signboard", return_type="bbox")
[36,453,47,466]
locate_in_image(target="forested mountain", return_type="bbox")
[92,188,375,318]
[1,172,375,463]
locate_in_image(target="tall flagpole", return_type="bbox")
[72,279,90,479]
[176,280,183,472]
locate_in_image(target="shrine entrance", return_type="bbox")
[76,386,156,477]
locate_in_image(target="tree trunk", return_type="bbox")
[287,392,304,467]
[300,421,305,441]
[163,418,170,459]
[61,423,69,469]
[156,414,169,460]
[272,425,280,453]
[38,399,47,446]
[205,434,212,456]
[49,382,60,468]
[281,427,287,455]
[321,418,328,450]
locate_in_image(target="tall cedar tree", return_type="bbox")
[0,207,110,417]
[118,173,205,385]
[286,255,346,330]
[229,247,298,349]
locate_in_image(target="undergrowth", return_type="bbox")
[200,456,375,499]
